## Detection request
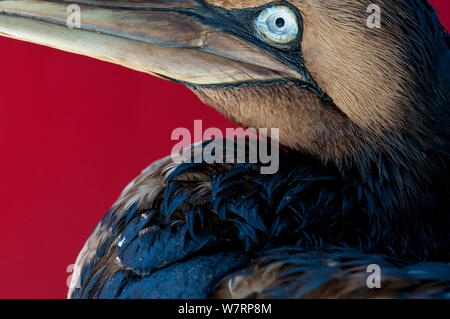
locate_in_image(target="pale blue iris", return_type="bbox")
[255,6,299,45]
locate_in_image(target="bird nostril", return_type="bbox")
[275,17,285,28]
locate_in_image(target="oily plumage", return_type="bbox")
[0,0,448,298]
[69,136,449,298]
[214,246,450,298]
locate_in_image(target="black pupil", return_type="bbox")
[275,17,285,28]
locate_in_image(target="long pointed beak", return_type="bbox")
[0,0,303,86]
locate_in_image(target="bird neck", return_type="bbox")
[331,114,450,260]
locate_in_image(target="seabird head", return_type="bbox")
[0,0,448,174]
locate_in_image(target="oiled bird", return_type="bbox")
[0,0,449,298]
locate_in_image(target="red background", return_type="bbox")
[0,1,448,298]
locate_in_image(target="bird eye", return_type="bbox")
[254,5,299,45]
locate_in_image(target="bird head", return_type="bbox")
[0,0,448,174]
